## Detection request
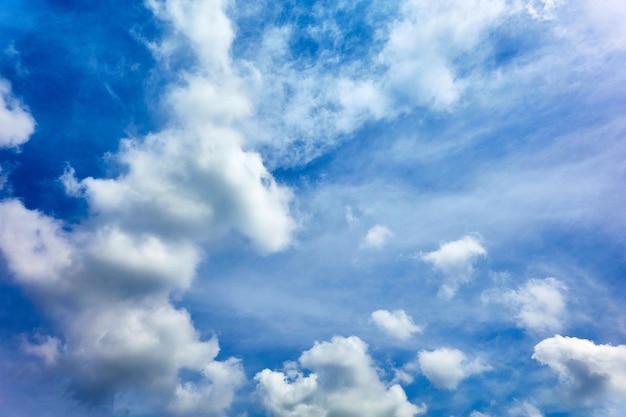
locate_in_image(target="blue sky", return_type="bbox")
[1,0,626,416]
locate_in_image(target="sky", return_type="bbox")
[1,0,626,416]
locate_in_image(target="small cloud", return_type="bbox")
[371,309,422,340]
[420,235,487,298]
[0,79,36,148]
[482,277,567,333]
[418,347,491,390]
[533,335,626,404]
[508,401,544,417]
[361,225,393,249]
[22,335,61,367]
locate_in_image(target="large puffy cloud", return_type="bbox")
[418,347,490,390]
[255,336,426,417]
[371,309,422,340]
[0,0,295,415]
[533,335,626,404]
[0,78,35,148]
[421,235,487,298]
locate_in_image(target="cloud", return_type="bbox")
[0,78,35,148]
[418,347,490,390]
[255,336,427,417]
[0,0,295,415]
[533,335,626,404]
[483,277,567,333]
[421,235,487,298]
[371,309,422,340]
[508,401,544,417]
[362,225,393,249]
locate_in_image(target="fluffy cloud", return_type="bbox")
[0,78,35,148]
[371,309,422,340]
[0,0,295,415]
[418,347,490,390]
[533,335,626,403]
[421,235,487,298]
[483,278,567,333]
[362,225,393,249]
[255,336,427,417]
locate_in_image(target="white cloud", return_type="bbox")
[362,225,393,249]
[508,401,544,417]
[418,347,490,390]
[0,78,35,148]
[533,335,626,403]
[421,235,487,298]
[255,336,427,417]
[482,277,567,333]
[371,309,422,340]
[0,1,295,415]
[470,412,491,417]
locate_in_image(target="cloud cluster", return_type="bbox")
[371,309,422,340]
[255,336,426,417]
[0,78,35,148]
[533,335,626,404]
[362,225,393,249]
[421,235,487,298]
[0,0,295,414]
[417,347,491,390]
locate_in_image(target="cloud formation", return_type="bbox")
[533,335,626,404]
[371,309,422,340]
[0,0,295,414]
[0,78,35,148]
[418,347,490,390]
[483,277,567,333]
[421,235,487,298]
[255,336,426,417]
[362,225,393,249]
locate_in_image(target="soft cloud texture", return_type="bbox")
[421,235,487,298]
[508,401,544,417]
[371,309,422,340]
[533,335,626,404]
[0,0,294,414]
[418,347,490,390]
[255,336,426,417]
[483,277,567,333]
[362,225,393,249]
[0,78,35,148]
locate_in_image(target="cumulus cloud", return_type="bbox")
[483,277,567,333]
[0,78,35,148]
[533,335,626,404]
[362,225,393,249]
[0,0,295,415]
[371,309,422,340]
[418,347,490,390]
[421,235,487,298]
[255,336,427,417]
